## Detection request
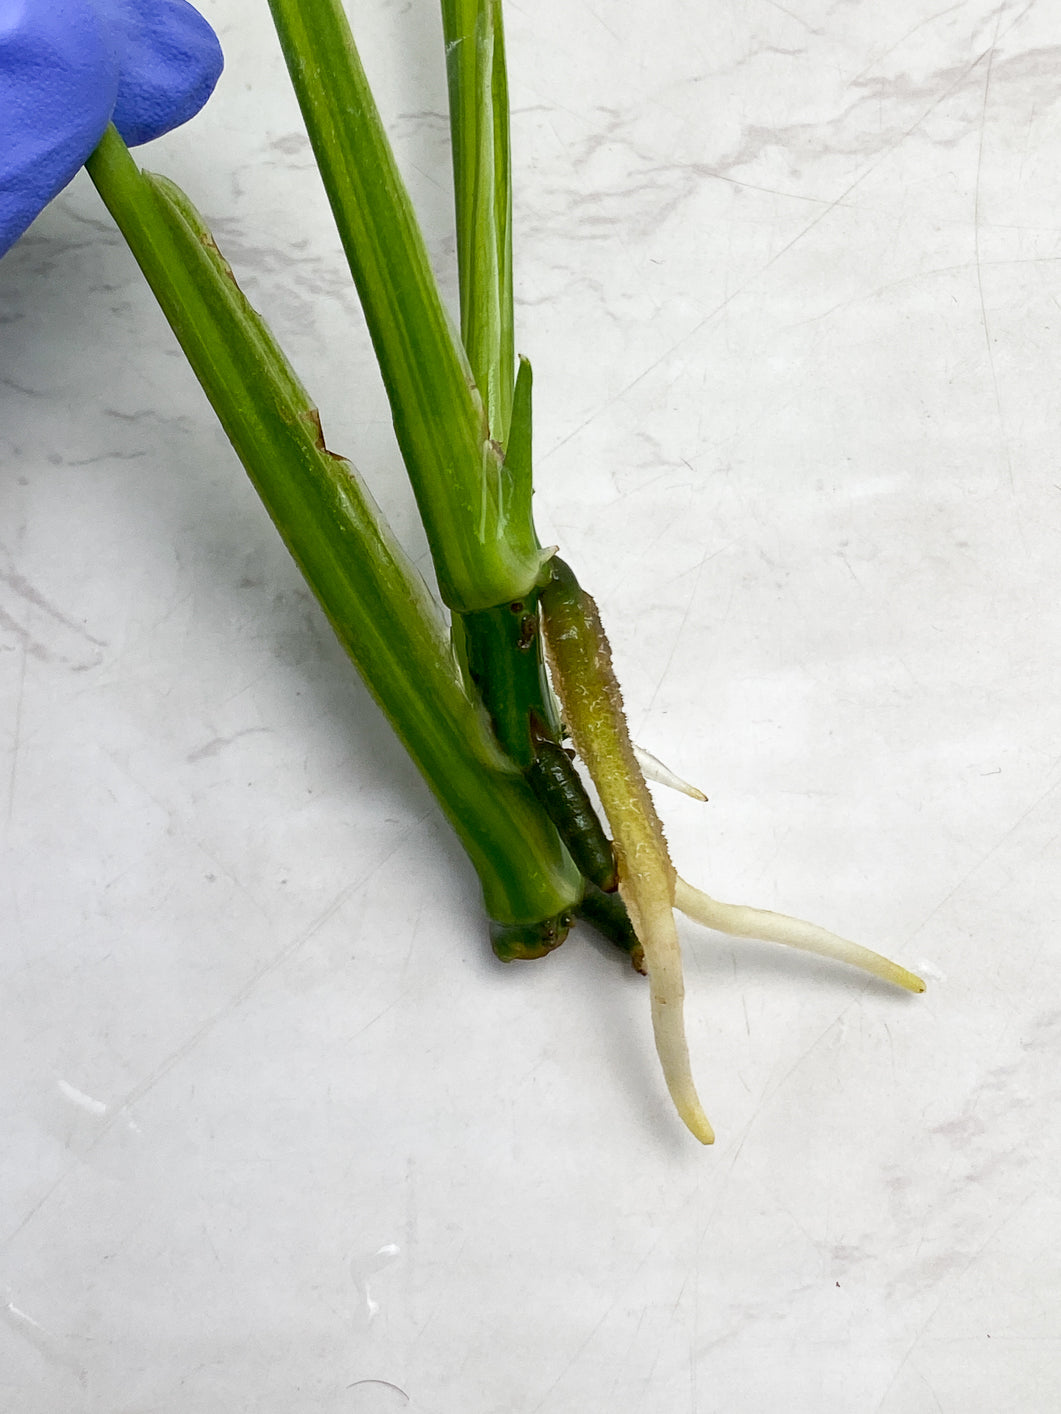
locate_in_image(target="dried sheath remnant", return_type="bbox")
[540,558,714,1144]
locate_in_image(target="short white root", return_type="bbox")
[632,744,708,802]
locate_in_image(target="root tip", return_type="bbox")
[675,1095,715,1145]
[687,1111,716,1145]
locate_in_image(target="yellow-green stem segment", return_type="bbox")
[540,558,714,1143]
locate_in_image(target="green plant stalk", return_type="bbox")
[268,2,586,888]
[461,595,557,769]
[458,355,554,767]
[457,360,618,894]
[266,0,541,614]
[441,0,514,445]
[84,124,582,930]
[437,5,623,895]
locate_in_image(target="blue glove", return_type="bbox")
[0,0,223,256]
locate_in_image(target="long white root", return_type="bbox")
[673,877,925,993]
[621,873,715,1145]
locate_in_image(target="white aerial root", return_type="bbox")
[673,877,925,993]
[632,744,708,802]
[540,557,923,1144]
[620,867,715,1146]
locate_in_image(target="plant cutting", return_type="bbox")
[15,0,925,1142]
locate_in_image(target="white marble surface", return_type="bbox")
[2,1,1060,1408]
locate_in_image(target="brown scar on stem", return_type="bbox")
[196,227,241,288]
[299,406,346,461]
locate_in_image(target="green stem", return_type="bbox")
[576,883,645,972]
[266,0,542,612]
[84,125,582,929]
[461,593,557,769]
[441,0,514,444]
[525,736,618,893]
[458,358,618,893]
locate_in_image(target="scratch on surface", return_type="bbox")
[910,774,1060,942]
[761,0,818,33]
[838,550,864,587]
[5,639,27,826]
[528,1297,623,1414]
[637,542,735,727]
[1,818,430,1251]
[728,1002,861,1169]
[539,17,1033,471]
[531,1164,721,1413]
[973,4,1014,492]
[1,1293,87,1386]
[872,1188,1034,1411]
[849,3,967,87]
[584,1,623,45]
[788,255,1061,330]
